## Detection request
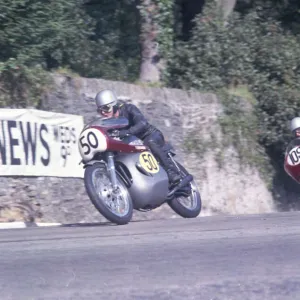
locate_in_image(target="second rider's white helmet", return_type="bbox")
[290,117,300,137]
[290,117,300,132]
[95,89,118,113]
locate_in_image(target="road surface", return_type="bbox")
[1,211,300,300]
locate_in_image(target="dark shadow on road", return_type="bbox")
[23,218,160,229]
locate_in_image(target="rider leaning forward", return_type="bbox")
[94,89,182,185]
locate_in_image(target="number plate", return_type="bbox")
[287,146,300,166]
[139,151,160,173]
[78,128,107,161]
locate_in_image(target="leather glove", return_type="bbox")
[118,129,130,138]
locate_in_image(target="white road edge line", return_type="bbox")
[0,222,62,229]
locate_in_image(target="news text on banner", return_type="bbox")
[0,109,85,178]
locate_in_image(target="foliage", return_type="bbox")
[153,0,176,81]
[236,0,300,34]
[0,0,142,106]
[0,60,50,107]
[166,0,300,185]
[83,0,141,81]
[0,0,94,68]
[0,0,94,106]
[217,88,275,184]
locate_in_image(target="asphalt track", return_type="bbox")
[1,211,300,300]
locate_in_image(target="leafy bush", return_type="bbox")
[83,0,141,81]
[0,0,94,107]
[0,0,142,107]
[0,60,50,107]
[166,1,300,185]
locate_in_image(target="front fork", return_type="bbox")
[106,152,118,191]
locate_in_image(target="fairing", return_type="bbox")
[284,138,300,183]
[115,153,169,209]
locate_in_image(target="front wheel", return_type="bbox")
[167,162,202,218]
[84,163,133,225]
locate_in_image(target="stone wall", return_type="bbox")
[0,74,276,223]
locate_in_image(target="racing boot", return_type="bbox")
[166,167,181,186]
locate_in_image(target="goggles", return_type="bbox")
[97,104,113,113]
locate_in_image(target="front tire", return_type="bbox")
[84,163,133,225]
[167,162,202,218]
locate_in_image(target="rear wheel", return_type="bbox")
[167,162,201,218]
[84,163,133,225]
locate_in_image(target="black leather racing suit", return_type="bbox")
[117,102,181,183]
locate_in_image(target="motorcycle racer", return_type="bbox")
[94,89,182,185]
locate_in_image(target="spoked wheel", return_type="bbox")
[167,162,202,218]
[84,163,133,225]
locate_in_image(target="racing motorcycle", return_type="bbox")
[78,116,201,225]
[284,138,300,183]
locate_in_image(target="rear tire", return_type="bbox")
[84,163,133,225]
[167,162,201,218]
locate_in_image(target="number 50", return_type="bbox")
[79,132,99,155]
[142,153,158,171]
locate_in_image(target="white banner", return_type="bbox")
[0,109,85,178]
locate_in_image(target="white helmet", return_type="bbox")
[290,117,300,133]
[95,89,118,112]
